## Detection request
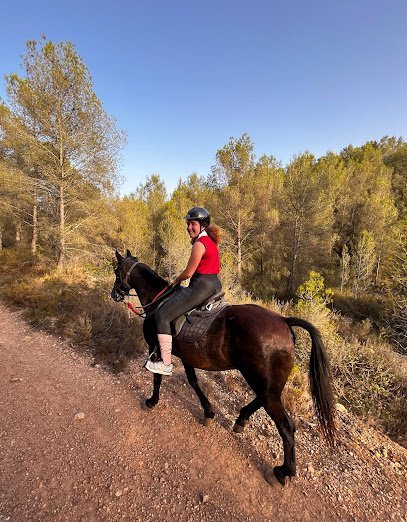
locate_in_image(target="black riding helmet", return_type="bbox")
[183,207,211,227]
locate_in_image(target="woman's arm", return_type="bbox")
[172,242,205,285]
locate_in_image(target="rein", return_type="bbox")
[118,260,174,317]
[126,284,173,317]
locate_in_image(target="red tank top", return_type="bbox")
[195,236,220,274]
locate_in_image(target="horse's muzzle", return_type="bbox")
[111,284,126,302]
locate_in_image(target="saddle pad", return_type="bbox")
[174,302,230,343]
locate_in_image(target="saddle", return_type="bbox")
[172,291,229,342]
[153,290,226,343]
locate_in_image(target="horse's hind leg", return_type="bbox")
[263,394,296,486]
[183,362,215,425]
[233,396,263,433]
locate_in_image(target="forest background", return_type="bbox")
[0,39,406,445]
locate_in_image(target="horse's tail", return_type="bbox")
[285,317,336,446]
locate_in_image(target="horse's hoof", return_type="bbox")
[141,399,156,411]
[233,423,244,433]
[264,468,285,487]
[204,417,214,427]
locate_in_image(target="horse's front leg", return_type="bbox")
[145,373,162,409]
[142,340,162,410]
[183,362,215,425]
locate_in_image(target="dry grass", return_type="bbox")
[1,247,406,444]
[0,250,145,372]
[288,299,407,446]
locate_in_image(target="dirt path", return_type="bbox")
[0,304,406,521]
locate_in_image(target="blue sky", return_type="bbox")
[1,0,406,195]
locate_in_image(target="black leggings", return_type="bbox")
[155,274,222,335]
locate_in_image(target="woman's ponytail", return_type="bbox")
[206,224,221,245]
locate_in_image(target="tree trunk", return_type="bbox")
[57,121,66,267]
[58,180,65,266]
[285,216,301,298]
[375,253,381,286]
[31,195,38,256]
[15,222,22,243]
[340,245,350,292]
[152,234,156,270]
[259,233,265,290]
[237,214,242,280]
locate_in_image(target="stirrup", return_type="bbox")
[143,346,159,368]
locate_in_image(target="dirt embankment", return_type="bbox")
[0,304,406,521]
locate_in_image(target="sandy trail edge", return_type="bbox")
[0,304,406,521]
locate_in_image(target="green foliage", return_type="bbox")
[135,174,167,269]
[158,194,191,279]
[331,336,406,439]
[336,143,397,293]
[333,290,387,326]
[352,230,376,296]
[279,152,337,298]
[293,272,338,366]
[112,195,150,260]
[386,223,407,354]
[377,136,407,219]
[208,134,283,287]
[296,271,334,305]
[285,273,406,443]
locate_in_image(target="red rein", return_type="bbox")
[127,285,171,316]
[127,301,143,316]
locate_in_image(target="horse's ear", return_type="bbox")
[115,249,124,263]
[126,249,132,258]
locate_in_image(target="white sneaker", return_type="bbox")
[145,359,173,376]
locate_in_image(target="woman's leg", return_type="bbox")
[149,277,220,373]
[157,333,172,365]
[155,278,218,334]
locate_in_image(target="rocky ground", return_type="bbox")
[0,304,406,521]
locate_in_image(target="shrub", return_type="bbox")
[288,272,407,444]
[0,250,145,371]
[1,247,406,445]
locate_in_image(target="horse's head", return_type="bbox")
[111,249,139,302]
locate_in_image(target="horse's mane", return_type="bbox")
[136,261,168,287]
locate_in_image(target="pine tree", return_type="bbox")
[135,175,167,269]
[280,152,336,298]
[352,230,376,297]
[209,134,266,281]
[4,38,125,265]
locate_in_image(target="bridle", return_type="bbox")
[113,260,173,316]
[113,260,139,299]
[119,261,139,292]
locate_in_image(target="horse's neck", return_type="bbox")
[132,265,167,306]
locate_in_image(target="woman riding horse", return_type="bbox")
[112,218,336,486]
[146,207,222,376]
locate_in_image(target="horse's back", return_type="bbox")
[225,303,295,354]
[173,303,294,372]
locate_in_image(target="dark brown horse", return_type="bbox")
[111,250,336,486]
